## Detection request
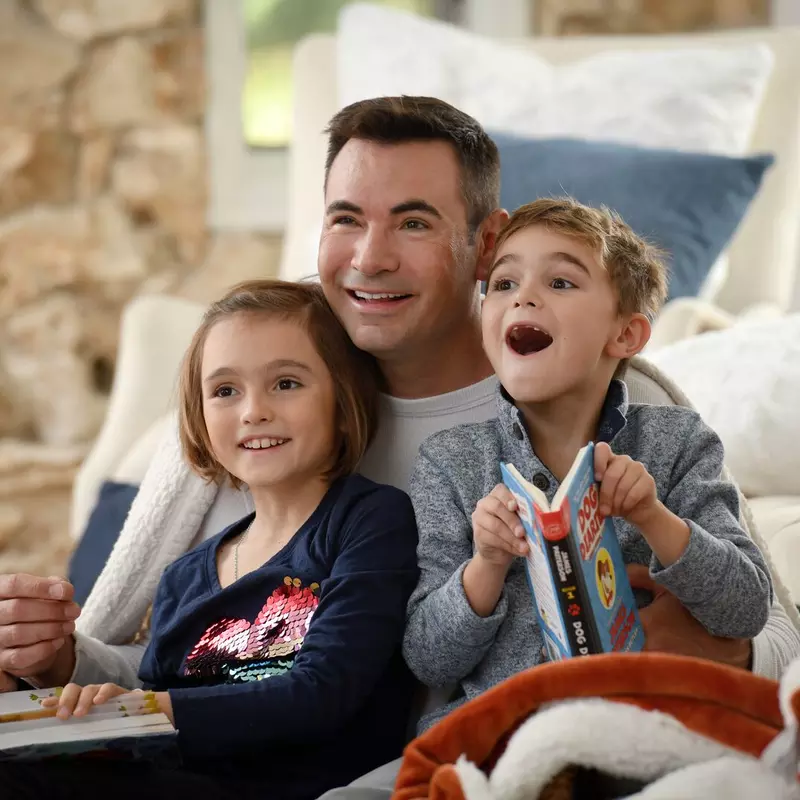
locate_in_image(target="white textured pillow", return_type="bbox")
[646,314,800,498]
[337,4,773,157]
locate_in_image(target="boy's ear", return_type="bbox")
[607,313,651,360]
[475,208,509,282]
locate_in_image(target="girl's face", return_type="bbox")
[201,313,338,493]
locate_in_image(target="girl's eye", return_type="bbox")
[490,277,516,292]
[213,385,236,398]
[276,378,301,391]
[551,277,577,290]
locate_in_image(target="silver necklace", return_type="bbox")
[234,521,252,582]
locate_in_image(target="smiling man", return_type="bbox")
[0,97,797,800]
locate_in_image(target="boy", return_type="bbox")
[403,197,772,730]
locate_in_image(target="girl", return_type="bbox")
[22,280,419,800]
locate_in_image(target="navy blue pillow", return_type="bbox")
[69,480,138,605]
[491,134,773,301]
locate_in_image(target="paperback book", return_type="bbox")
[501,442,645,661]
[0,688,178,763]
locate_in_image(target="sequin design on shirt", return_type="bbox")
[183,577,320,683]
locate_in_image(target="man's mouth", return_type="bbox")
[239,437,290,450]
[506,324,554,355]
[347,290,413,304]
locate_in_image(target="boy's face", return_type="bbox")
[482,225,639,404]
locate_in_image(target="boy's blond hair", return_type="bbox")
[493,197,668,322]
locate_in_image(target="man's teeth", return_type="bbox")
[353,291,408,300]
[242,438,287,450]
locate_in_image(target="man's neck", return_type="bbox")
[519,377,613,482]
[379,323,493,400]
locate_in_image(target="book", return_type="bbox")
[501,441,644,661]
[0,688,178,763]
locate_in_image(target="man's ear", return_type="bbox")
[607,313,651,360]
[475,208,509,282]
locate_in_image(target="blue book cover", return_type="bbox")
[501,442,644,661]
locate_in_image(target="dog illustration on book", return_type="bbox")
[183,577,320,682]
[595,548,616,610]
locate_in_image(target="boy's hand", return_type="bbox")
[471,484,528,568]
[594,442,658,526]
[40,682,131,719]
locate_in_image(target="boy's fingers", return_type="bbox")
[477,524,527,556]
[594,442,613,479]
[478,497,524,537]
[621,474,649,515]
[613,469,641,515]
[490,484,518,511]
[598,457,629,514]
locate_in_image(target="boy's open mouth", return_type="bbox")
[506,324,553,355]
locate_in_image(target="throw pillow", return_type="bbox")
[338,4,773,157]
[492,135,773,301]
[646,313,800,497]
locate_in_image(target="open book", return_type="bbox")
[501,442,644,661]
[0,688,177,763]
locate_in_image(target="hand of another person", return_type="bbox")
[41,682,132,719]
[0,574,80,682]
[0,671,17,692]
[471,484,528,568]
[627,565,751,669]
[594,442,658,527]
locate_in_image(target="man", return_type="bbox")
[0,98,797,795]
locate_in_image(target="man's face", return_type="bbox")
[319,139,480,360]
[481,225,626,403]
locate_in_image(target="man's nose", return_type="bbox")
[351,228,399,276]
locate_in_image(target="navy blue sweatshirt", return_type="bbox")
[138,474,419,800]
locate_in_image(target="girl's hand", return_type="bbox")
[41,682,132,719]
[471,484,528,568]
[594,442,658,526]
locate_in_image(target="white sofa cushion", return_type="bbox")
[648,313,800,499]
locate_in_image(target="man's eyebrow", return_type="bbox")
[389,199,442,219]
[325,200,363,216]
[203,359,311,384]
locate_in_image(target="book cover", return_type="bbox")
[0,688,179,764]
[501,442,644,661]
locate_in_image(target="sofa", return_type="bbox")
[69,24,800,608]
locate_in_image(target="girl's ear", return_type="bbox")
[606,313,651,360]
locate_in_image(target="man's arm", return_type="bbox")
[752,596,800,680]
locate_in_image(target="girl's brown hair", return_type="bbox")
[178,279,382,487]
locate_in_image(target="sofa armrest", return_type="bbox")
[70,294,204,541]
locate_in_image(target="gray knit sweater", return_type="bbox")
[404,380,773,730]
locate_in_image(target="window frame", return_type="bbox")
[204,0,531,232]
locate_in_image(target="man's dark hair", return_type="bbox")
[324,96,500,233]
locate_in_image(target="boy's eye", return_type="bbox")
[213,385,236,398]
[491,277,517,292]
[551,277,577,290]
[276,378,301,391]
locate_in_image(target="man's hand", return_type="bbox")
[471,484,528,568]
[628,565,751,669]
[0,671,17,692]
[594,442,658,526]
[0,574,80,682]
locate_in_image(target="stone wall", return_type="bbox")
[0,0,281,577]
[534,0,769,36]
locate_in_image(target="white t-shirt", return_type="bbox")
[193,376,499,547]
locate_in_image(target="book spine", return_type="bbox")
[539,510,602,657]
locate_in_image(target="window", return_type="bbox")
[243,0,463,149]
